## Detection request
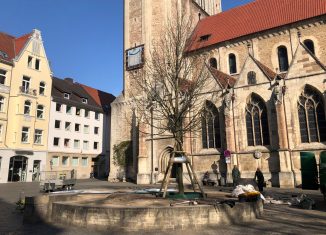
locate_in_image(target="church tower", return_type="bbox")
[109,0,221,183]
[123,0,221,98]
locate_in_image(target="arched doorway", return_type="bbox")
[8,156,28,182]
[159,146,177,179]
[300,152,318,190]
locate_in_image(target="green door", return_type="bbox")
[319,151,326,196]
[300,152,319,190]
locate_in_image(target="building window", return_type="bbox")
[66,105,72,114]
[246,94,270,146]
[81,157,88,167]
[82,98,88,104]
[39,82,45,95]
[83,141,89,150]
[65,122,71,131]
[64,93,70,99]
[28,56,33,68]
[0,69,6,85]
[22,76,30,93]
[34,129,43,144]
[303,39,315,55]
[76,108,81,116]
[95,112,100,120]
[0,96,4,112]
[84,110,89,118]
[72,157,79,167]
[21,127,29,143]
[94,142,99,150]
[209,58,217,69]
[84,125,89,134]
[24,100,31,115]
[37,105,44,119]
[55,120,61,129]
[201,101,221,149]
[75,123,80,132]
[94,127,99,135]
[74,140,80,149]
[247,71,257,85]
[53,137,60,146]
[51,156,59,167]
[35,59,40,70]
[62,156,69,166]
[277,46,289,72]
[64,138,70,148]
[56,103,62,112]
[298,86,326,143]
[228,53,237,74]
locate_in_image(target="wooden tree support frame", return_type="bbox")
[159,151,206,198]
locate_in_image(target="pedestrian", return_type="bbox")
[232,165,241,186]
[255,167,265,193]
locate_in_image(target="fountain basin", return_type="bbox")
[24,192,263,232]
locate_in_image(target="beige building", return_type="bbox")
[110,0,326,189]
[0,29,52,183]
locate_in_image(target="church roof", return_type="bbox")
[208,66,237,89]
[250,55,278,81]
[187,0,326,52]
[0,31,32,64]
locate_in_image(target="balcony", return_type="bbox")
[0,84,10,94]
[19,86,37,97]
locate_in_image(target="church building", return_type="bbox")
[110,0,326,189]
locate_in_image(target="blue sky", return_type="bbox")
[0,0,253,96]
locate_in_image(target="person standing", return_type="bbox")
[232,165,241,186]
[255,167,265,193]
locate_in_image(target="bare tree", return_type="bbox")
[130,11,212,195]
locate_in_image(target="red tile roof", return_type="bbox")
[250,55,277,81]
[0,32,32,63]
[80,84,115,110]
[187,0,326,52]
[208,66,236,89]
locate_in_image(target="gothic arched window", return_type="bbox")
[209,58,217,69]
[247,71,257,85]
[202,101,221,149]
[277,46,289,72]
[298,86,326,143]
[303,39,315,55]
[229,53,237,74]
[246,94,270,146]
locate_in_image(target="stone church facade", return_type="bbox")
[110,0,326,188]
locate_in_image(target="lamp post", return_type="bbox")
[150,104,154,184]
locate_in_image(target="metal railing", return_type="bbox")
[19,86,37,96]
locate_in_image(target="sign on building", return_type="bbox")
[126,45,144,71]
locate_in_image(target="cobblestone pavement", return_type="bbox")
[0,179,325,235]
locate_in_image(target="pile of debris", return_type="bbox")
[264,194,316,210]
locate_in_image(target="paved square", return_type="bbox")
[0,180,325,235]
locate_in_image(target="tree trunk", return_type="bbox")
[175,129,184,195]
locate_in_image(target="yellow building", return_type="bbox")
[0,29,52,183]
